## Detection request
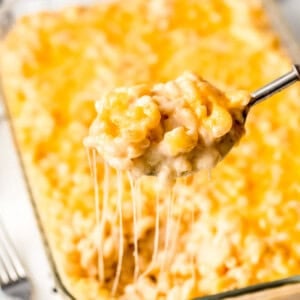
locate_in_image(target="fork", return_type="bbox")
[0,220,31,300]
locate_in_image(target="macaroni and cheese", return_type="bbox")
[85,72,249,180]
[1,0,300,299]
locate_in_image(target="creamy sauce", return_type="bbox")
[162,187,174,272]
[87,148,104,283]
[112,170,124,295]
[85,72,249,182]
[128,172,140,282]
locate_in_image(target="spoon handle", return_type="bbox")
[249,64,300,107]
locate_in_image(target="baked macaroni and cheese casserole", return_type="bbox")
[1,0,300,299]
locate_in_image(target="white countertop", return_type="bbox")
[0,1,299,299]
[0,115,61,300]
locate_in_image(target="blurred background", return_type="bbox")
[0,0,299,299]
[279,0,300,41]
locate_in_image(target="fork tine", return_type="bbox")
[0,253,10,285]
[0,230,19,283]
[0,221,26,282]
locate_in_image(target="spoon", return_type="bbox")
[246,64,300,114]
[218,64,300,158]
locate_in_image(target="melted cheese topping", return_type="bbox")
[1,0,300,299]
[84,72,249,180]
[83,72,249,294]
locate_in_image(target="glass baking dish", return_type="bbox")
[1,0,300,299]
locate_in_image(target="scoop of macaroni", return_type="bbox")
[85,72,249,180]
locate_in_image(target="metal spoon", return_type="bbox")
[218,64,300,158]
[246,64,300,113]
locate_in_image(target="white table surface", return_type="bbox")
[0,1,299,300]
[0,114,61,300]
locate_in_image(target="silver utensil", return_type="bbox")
[247,64,300,112]
[0,220,31,300]
[219,64,300,158]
